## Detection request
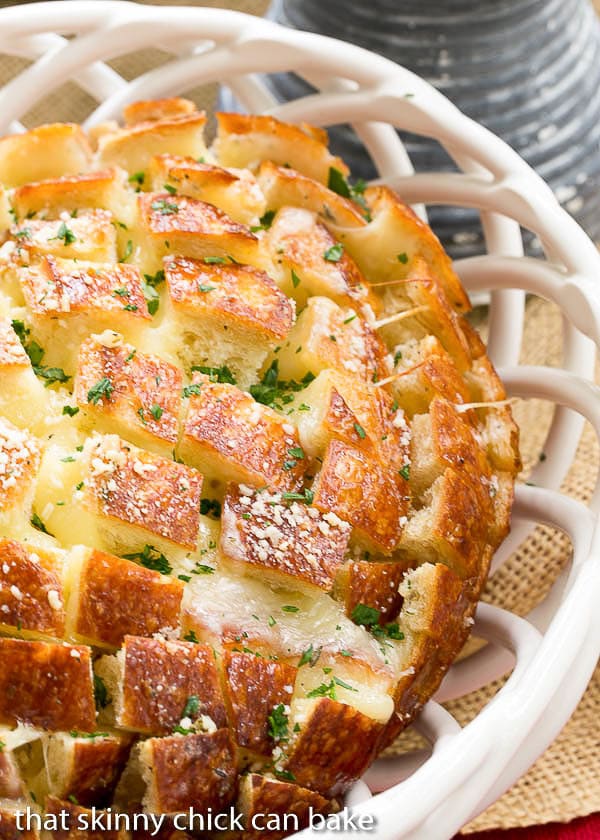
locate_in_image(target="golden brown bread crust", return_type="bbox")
[223,650,298,757]
[0,98,520,831]
[69,549,183,648]
[0,638,95,732]
[116,635,227,735]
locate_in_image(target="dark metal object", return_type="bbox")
[264,0,600,258]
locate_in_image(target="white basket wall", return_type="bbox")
[0,3,599,838]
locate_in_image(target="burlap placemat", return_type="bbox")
[0,0,598,831]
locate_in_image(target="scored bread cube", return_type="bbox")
[398,466,491,579]
[0,538,66,639]
[220,485,351,593]
[376,257,471,372]
[222,649,298,758]
[134,729,237,814]
[178,375,305,490]
[312,439,409,554]
[35,434,202,554]
[11,169,132,222]
[179,379,304,491]
[149,154,265,225]
[10,211,118,263]
[17,256,151,374]
[97,635,226,735]
[44,796,128,840]
[409,397,490,499]
[289,368,411,472]
[257,160,367,228]
[337,558,406,624]
[0,638,95,732]
[0,123,92,188]
[0,318,48,431]
[162,255,294,387]
[281,698,383,798]
[45,731,133,807]
[97,110,207,174]
[74,335,182,457]
[264,206,378,313]
[134,192,267,275]
[123,97,197,126]
[389,335,470,416]
[237,774,333,840]
[64,547,183,649]
[0,418,41,539]
[0,804,39,840]
[329,184,471,313]
[276,296,390,384]
[380,562,472,747]
[213,113,348,185]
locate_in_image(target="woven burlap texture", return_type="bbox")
[0,0,598,832]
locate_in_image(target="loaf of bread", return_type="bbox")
[0,97,520,839]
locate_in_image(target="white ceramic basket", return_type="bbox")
[0,3,599,838]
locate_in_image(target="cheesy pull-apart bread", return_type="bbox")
[0,100,520,837]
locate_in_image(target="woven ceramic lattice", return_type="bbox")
[0,3,599,839]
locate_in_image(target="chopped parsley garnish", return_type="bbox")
[123,544,172,575]
[182,383,202,398]
[200,498,221,519]
[274,769,296,782]
[178,574,191,583]
[268,704,289,742]
[194,564,215,575]
[198,283,217,293]
[323,243,344,262]
[87,377,114,405]
[299,644,322,668]
[291,269,301,289]
[251,210,276,232]
[351,603,381,627]
[60,456,76,463]
[163,183,177,195]
[192,364,236,385]
[307,679,337,700]
[144,284,160,316]
[149,404,163,421]
[281,488,314,505]
[288,446,305,459]
[354,422,366,439]
[123,303,138,312]
[113,287,130,298]
[397,252,409,264]
[352,603,404,642]
[399,463,410,481]
[249,359,314,411]
[49,221,76,246]
[343,314,357,324]
[203,256,227,265]
[144,269,166,287]
[151,198,179,215]
[327,166,372,220]
[93,674,109,709]
[35,366,70,387]
[129,171,145,186]
[182,695,199,718]
[184,630,199,643]
[394,350,403,366]
[282,605,299,613]
[120,240,133,263]
[31,513,50,535]
[14,227,31,240]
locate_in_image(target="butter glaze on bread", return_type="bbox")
[0,99,520,836]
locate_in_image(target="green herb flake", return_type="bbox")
[399,463,410,481]
[163,183,177,195]
[182,695,199,718]
[198,283,217,293]
[119,240,133,263]
[192,364,236,385]
[184,630,199,643]
[150,404,163,421]
[267,703,289,742]
[31,513,50,535]
[323,243,344,263]
[49,221,76,246]
[200,498,221,519]
[397,252,409,264]
[291,268,301,289]
[62,405,79,417]
[353,422,366,439]
[351,603,381,627]
[87,377,114,405]
[93,674,109,709]
[282,605,299,613]
[129,171,145,186]
[151,198,179,215]
[203,256,227,265]
[183,383,202,398]
[123,544,172,575]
